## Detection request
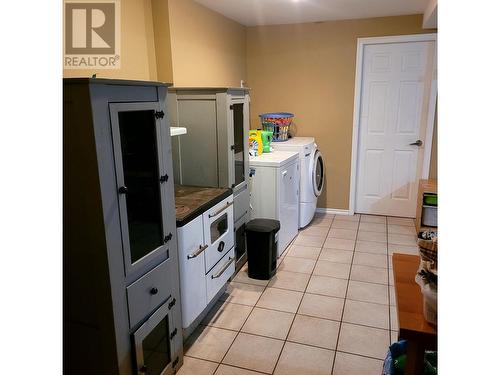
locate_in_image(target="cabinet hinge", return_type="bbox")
[164,233,173,243]
[168,297,177,310]
[169,328,178,340]
[230,144,235,151]
[154,110,165,119]
[160,173,169,183]
[229,104,234,110]
[172,357,179,368]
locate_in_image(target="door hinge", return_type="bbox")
[168,297,176,310]
[230,104,234,110]
[164,232,173,243]
[172,357,179,368]
[160,173,169,183]
[169,328,178,340]
[154,110,165,119]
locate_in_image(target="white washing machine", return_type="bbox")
[271,137,324,228]
[249,151,300,256]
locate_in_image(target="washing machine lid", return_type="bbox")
[271,137,315,158]
[249,151,299,168]
[312,150,324,197]
[272,137,315,147]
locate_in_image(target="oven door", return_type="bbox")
[203,195,234,273]
[133,298,180,375]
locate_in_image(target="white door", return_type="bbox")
[355,40,436,217]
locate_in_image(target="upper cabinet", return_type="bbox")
[168,88,251,270]
[109,102,176,275]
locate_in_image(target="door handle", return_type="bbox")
[410,140,423,146]
[209,201,233,218]
[187,245,208,259]
[211,257,234,279]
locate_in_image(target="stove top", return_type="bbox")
[174,185,232,227]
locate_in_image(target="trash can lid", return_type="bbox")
[246,218,280,233]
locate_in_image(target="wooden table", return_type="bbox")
[393,254,437,375]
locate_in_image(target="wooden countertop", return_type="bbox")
[174,185,232,227]
[392,253,437,342]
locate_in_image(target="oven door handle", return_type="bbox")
[211,257,234,279]
[209,201,233,218]
[187,245,208,259]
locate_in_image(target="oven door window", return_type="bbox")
[210,213,228,243]
[232,103,245,188]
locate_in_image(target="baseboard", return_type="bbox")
[315,208,351,215]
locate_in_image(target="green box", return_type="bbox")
[423,193,437,206]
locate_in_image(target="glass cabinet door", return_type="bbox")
[231,103,245,188]
[110,102,171,274]
[133,300,177,375]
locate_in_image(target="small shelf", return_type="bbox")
[170,127,187,136]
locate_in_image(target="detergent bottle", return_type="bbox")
[248,130,263,156]
[261,130,273,153]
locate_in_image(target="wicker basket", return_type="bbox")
[259,112,294,142]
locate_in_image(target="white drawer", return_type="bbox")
[206,248,235,302]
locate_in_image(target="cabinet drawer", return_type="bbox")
[126,259,171,328]
[206,248,235,302]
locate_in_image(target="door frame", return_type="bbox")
[348,33,437,216]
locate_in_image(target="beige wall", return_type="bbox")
[168,0,246,87]
[151,0,173,83]
[63,0,158,81]
[247,15,435,210]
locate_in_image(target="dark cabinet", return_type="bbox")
[64,78,183,375]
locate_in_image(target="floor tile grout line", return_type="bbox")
[203,305,391,331]
[269,214,335,375]
[184,354,272,375]
[330,214,361,375]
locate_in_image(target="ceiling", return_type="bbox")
[193,0,429,27]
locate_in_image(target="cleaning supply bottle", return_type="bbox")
[261,130,273,153]
[249,130,263,156]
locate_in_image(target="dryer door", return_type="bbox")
[312,150,324,197]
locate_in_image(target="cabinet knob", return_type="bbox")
[150,287,158,295]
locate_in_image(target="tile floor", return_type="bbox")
[179,213,419,375]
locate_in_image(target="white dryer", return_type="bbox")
[271,137,324,228]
